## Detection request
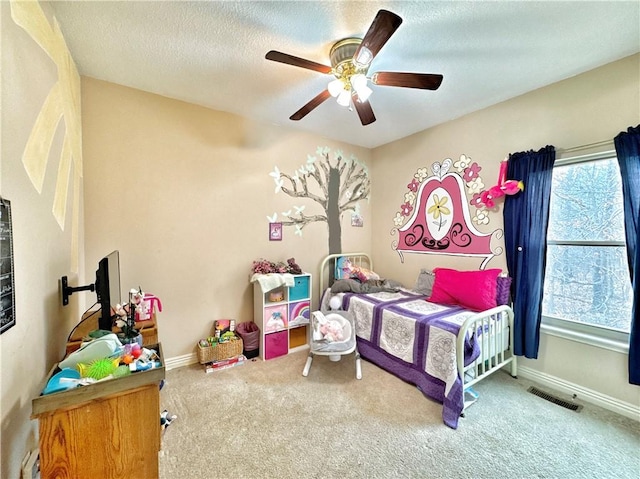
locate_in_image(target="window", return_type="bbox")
[541,152,633,351]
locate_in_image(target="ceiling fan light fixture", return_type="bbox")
[355,85,372,102]
[327,78,345,97]
[350,74,372,102]
[350,73,367,91]
[330,38,362,68]
[336,90,351,107]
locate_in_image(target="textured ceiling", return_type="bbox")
[47,1,640,149]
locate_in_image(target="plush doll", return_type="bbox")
[479,159,524,208]
[287,257,302,274]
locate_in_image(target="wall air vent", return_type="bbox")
[527,386,583,412]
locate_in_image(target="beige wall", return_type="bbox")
[81,78,372,361]
[370,53,640,406]
[1,2,84,477]
[2,3,637,474]
[82,54,639,409]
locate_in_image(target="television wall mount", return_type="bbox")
[61,276,95,306]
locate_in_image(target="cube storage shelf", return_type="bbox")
[253,273,312,360]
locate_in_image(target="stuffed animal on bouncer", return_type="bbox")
[312,311,346,343]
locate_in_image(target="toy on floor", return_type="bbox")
[160,409,177,430]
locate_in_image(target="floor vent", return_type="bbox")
[527,386,583,412]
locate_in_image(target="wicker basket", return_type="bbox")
[197,337,243,364]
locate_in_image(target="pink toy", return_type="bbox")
[136,293,163,322]
[320,319,345,342]
[123,342,142,359]
[479,160,524,209]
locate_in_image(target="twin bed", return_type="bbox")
[318,252,517,429]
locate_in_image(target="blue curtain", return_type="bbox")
[503,145,556,358]
[614,125,640,385]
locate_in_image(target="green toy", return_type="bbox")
[77,357,119,380]
[113,365,131,379]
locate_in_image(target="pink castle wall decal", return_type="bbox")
[392,157,503,269]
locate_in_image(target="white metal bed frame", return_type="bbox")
[319,252,518,414]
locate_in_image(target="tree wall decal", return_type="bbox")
[269,147,370,254]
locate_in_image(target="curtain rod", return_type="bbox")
[557,139,614,154]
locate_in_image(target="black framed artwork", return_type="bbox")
[0,198,15,334]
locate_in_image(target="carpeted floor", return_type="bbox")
[158,350,639,479]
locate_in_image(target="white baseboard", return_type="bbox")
[164,352,198,370]
[518,365,640,421]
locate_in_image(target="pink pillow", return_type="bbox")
[428,268,501,312]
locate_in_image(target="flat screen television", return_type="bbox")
[61,250,122,332]
[95,250,121,331]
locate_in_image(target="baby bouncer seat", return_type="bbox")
[302,309,362,379]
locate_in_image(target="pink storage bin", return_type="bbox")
[264,331,288,360]
[263,304,287,333]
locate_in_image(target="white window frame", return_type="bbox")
[541,148,630,354]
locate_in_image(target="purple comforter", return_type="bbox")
[341,290,480,428]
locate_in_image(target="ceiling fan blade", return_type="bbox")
[351,91,376,126]
[290,90,331,121]
[265,50,332,74]
[372,72,444,90]
[353,10,403,67]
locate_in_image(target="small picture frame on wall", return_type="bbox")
[351,214,363,227]
[269,222,282,241]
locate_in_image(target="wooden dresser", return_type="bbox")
[33,318,164,478]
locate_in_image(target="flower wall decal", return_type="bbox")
[400,202,414,217]
[427,194,451,231]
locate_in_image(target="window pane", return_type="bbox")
[547,159,625,242]
[542,244,633,332]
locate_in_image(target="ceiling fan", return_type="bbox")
[265,9,443,126]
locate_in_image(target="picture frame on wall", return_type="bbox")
[0,198,16,334]
[269,222,282,241]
